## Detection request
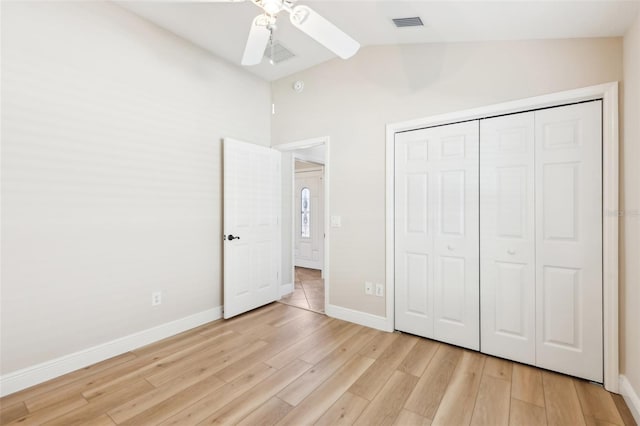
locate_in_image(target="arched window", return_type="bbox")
[301,187,310,238]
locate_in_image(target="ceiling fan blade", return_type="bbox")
[289,5,360,59]
[241,15,271,66]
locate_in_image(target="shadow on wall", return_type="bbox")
[355,44,450,95]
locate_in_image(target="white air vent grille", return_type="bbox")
[265,42,295,63]
[392,17,424,28]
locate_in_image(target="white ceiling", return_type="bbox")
[119,0,640,81]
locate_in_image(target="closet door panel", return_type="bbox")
[480,112,536,364]
[432,121,480,350]
[535,101,603,382]
[395,130,435,338]
[395,121,479,350]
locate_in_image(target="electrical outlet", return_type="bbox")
[365,281,373,295]
[375,283,384,297]
[152,291,162,306]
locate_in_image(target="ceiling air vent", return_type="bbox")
[264,42,295,64]
[392,16,424,28]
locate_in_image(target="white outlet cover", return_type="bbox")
[365,281,373,295]
[375,284,384,297]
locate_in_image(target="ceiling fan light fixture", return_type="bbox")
[262,0,283,16]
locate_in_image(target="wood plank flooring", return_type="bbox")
[0,303,636,426]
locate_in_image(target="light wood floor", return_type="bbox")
[279,267,324,313]
[0,303,636,426]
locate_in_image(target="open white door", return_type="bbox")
[224,138,281,319]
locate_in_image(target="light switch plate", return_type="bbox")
[330,215,342,227]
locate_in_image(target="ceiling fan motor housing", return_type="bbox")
[260,0,284,16]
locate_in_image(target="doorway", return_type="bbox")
[274,137,329,315]
[281,266,325,313]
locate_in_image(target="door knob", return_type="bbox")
[447,245,454,251]
[228,235,240,241]
[507,249,515,255]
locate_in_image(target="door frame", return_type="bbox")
[385,82,619,392]
[275,136,330,313]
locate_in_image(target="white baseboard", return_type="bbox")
[0,306,222,397]
[620,375,640,424]
[326,303,393,332]
[279,282,294,297]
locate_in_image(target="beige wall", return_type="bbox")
[272,38,623,317]
[0,1,271,374]
[622,12,640,401]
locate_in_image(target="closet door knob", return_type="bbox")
[447,245,454,251]
[507,249,516,255]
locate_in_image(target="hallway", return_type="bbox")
[279,267,325,314]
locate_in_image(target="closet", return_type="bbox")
[394,100,603,382]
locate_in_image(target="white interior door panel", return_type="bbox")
[295,169,324,270]
[395,121,479,350]
[535,101,603,382]
[395,129,435,339]
[224,138,281,319]
[480,112,536,364]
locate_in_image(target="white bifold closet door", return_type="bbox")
[534,101,603,382]
[395,121,480,351]
[480,112,536,365]
[480,101,603,382]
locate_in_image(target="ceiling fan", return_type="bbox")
[215,0,360,66]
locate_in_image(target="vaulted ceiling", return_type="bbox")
[119,1,640,81]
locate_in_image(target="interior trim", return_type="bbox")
[0,306,223,397]
[325,303,392,332]
[620,374,640,423]
[279,282,294,297]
